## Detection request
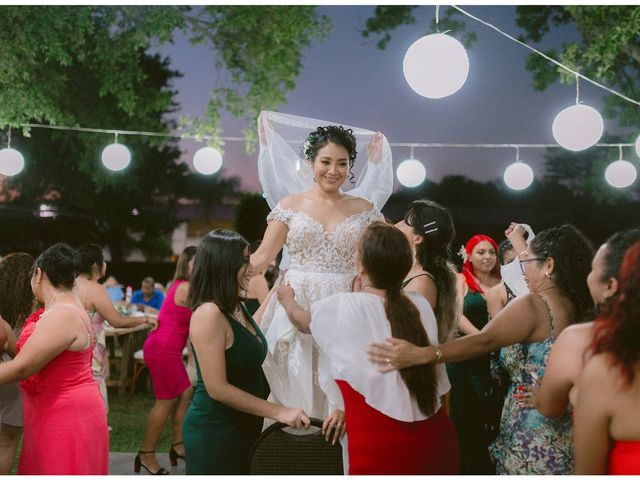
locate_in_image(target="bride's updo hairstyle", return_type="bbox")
[358,221,438,416]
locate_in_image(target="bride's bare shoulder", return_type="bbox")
[343,195,374,213]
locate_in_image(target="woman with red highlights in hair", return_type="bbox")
[447,234,502,474]
[574,241,640,474]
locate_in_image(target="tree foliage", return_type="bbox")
[516,6,640,129]
[0,6,330,151]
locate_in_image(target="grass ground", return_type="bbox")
[108,388,176,452]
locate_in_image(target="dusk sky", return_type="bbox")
[157,5,631,193]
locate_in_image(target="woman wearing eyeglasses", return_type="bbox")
[368,223,594,475]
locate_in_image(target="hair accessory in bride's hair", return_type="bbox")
[423,220,438,235]
[457,244,468,262]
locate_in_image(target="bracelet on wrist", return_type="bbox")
[434,346,443,363]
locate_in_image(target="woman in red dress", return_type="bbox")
[574,241,640,474]
[136,245,197,474]
[0,243,108,474]
[278,222,459,474]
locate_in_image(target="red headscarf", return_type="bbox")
[462,234,501,293]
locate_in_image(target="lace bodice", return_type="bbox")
[267,203,384,274]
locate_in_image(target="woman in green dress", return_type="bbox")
[449,234,503,474]
[183,230,310,475]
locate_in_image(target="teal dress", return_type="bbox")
[183,303,269,474]
[489,296,573,474]
[446,290,502,474]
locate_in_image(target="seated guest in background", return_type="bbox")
[131,277,165,313]
[103,275,124,302]
[574,241,640,474]
[278,222,459,474]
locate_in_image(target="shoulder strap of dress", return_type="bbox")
[48,303,94,338]
[404,272,435,286]
[536,294,556,338]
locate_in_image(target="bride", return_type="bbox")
[250,111,393,430]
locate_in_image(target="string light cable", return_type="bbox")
[450,5,640,108]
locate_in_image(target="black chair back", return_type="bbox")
[249,418,343,475]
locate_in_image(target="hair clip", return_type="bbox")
[423,221,436,228]
[424,227,438,235]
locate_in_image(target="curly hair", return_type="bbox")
[404,199,458,343]
[0,252,36,331]
[529,224,594,323]
[302,125,358,183]
[358,222,438,416]
[590,241,640,386]
[497,239,515,265]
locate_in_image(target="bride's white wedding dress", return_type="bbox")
[260,203,383,418]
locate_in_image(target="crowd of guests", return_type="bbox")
[0,119,639,475]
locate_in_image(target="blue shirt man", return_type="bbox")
[130,277,164,311]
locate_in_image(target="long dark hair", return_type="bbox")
[187,230,249,314]
[174,245,197,282]
[529,224,594,323]
[76,244,104,276]
[404,199,458,343]
[0,252,35,331]
[34,243,79,290]
[590,242,640,386]
[359,222,438,417]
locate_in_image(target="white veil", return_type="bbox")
[257,111,394,210]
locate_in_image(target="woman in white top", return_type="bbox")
[277,222,459,474]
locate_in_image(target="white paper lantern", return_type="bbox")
[0,147,25,176]
[634,133,640,158]
[503,162,534,190]
[403,33,469,99]
[396,159,426,188]
[193,146,223,175]
[604,160,637,188]
[101,143,131,172]
[552,104,604,151]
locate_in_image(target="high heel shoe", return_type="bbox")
[134,451,169,475]
[169,442,186,466]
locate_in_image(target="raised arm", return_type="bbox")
[505,222,529,255]
[190,303,309,429]
[250,220,288,275]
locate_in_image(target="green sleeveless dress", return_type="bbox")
[446,290,502,474]
[183,303,269,474]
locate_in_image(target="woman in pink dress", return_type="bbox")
[0,243,108,474]
[136,246,197,475]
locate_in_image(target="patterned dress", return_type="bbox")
[489,296,573,474]
[259,203,383,420]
